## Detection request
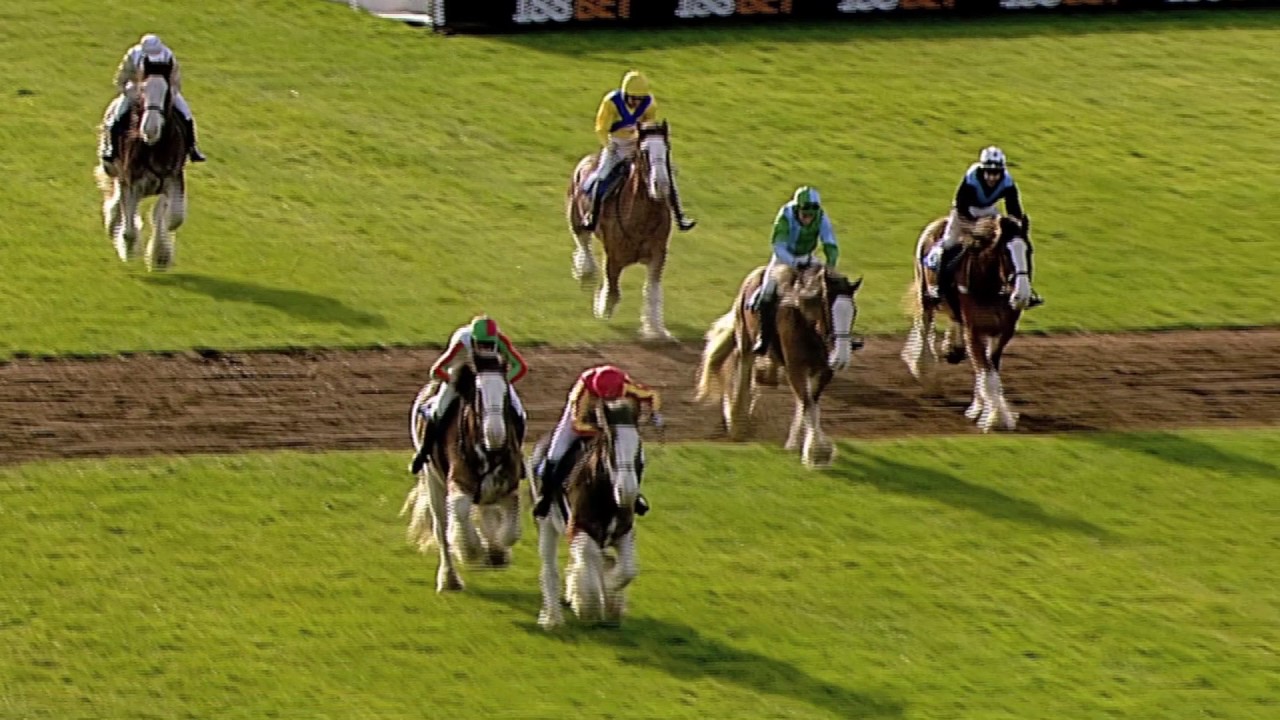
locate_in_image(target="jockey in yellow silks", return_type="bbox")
[100,33,207,168]
[582,70,696,233]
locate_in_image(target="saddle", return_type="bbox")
[579,159,632,205]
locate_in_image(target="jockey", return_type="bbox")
[408,315,528,475]
[100,34,207,167]
[582,69,696,233]
[534,365,661,518]
[749,185,840,356]
[923,146,1043,306]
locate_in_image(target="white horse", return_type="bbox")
[401,355,525,592]
[94,74,188,271]
[531,399,644,628]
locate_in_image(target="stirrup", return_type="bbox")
[677,217,697,232]
[1028,292,1045,308]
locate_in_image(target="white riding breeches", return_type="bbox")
[586,137,637,194]
[545,404,589,468]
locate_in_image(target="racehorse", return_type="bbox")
[901,215,1033,432]
[529,398,646,629]
[567,121,679,341]
[94,73,189,271]
[696,263,862,467]
[401,352,526,592]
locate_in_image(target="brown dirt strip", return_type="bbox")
[1,329,1277,466]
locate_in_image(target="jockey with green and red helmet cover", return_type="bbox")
[532,364,661,518]
[923,146,1042,306]
[747,185,841,356]
[581,69,696,233]
[409,315,528,474]
[100,33,206,169]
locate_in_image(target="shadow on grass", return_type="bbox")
[1078,431,1278,481]
[142,273,387,328]
[491,9,1273,56]
[829,446,1109,538]
[471,587,906,719]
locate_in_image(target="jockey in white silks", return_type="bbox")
[581,69,696,233]
[923,146,1043,307]
[100,33,207,167]
[748,185,841,356]
[408,315,528,475]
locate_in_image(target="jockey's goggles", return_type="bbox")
[799,203,821,213]
[623,94,647,104]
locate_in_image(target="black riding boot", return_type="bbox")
[101,114,128,164]
[408,419,436,474]
[1028,289,1045,308]
[634,494,650,516]
[669,182,696,232]
[184,116,207,162]
[533,460,562,518]
[753,298,777,356]
[583,186,605,232]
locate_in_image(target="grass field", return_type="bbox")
[1,3,1278,356]
[3,431,1278,719]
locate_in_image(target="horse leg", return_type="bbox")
[114,188,141,261]
[801,372,836,467]
[479,490,520,568]
[536,510,565,629]
[639,260,674,341]
[103,181,128,260]
[987,331,1020,431]
[965,331,997,430]
[594,255,623,320]
[446,485,484,565]
[604,529,637,625]
[570,226,598,288]
[726,345,754,441]
[943,319,967,365]
[147,194,173,271]
[424,468,463,592]
[567,532,605,623]
[167,177,187,231]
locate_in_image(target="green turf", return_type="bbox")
[0,4,1277,357]
[3,431,1277,719]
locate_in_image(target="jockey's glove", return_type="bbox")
[650,412,665,429]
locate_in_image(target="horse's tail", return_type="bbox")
[905,218,947,318]
[93,164,113,198]
[695,309,738,402]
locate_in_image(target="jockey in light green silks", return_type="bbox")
[408,315,528,475]
[748,186,840,356]
[100,34,206,168]
[581,70,696,233]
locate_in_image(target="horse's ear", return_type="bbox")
[849,275,864,294]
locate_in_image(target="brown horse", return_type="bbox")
[696,263,863,467]
[901,215,1033,431]
[94,73,189,271]
[402,352,526,592]
[567,121,692,341]
[529,399,645,629]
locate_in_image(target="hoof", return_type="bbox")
[945,347,967,365]
[484,548,511,568]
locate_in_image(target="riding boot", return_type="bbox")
[634,493,650,516]
[752,299,777,356]
[408,418,436,474]
[1028,289,1045,308]
[533,460,561,518]
[183,116,207,162]
[100,114,128,165]
[668,181,697,232]
[583,185,605,232]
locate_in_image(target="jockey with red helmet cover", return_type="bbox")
[100,33,206,168]
[534,364,661,517]
[409,314,528,474]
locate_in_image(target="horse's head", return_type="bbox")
[593,398,644,511]
[780,265,864,369]
[469,351,512,452]
[637,121,672,201]
[967,216,1033,310]
[138,74,171,145]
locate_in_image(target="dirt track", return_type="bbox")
[1,328,1277,466]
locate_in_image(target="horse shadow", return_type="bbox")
[828,447,1108,539]
[141,273,387,328]
[1075,431,1278,481]
[470,587,905,719]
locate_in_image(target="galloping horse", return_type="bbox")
[901,215,1033,432]
[696,263,862,467]
[402,352,526,592]
[94,73,189,271]
[529,398,646,629]
[567,120,679,341]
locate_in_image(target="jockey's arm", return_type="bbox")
[114,51,139,92]
[819,215,839,268]
[168,58,183,95]
[429,331,470,383]
[953,181,982,221]
[496,333,528,384]
[769,211,798,264]
[568,381,599,435]
[1003,183,1024,221]
[594,94,617,146]
[624,381,661,415]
